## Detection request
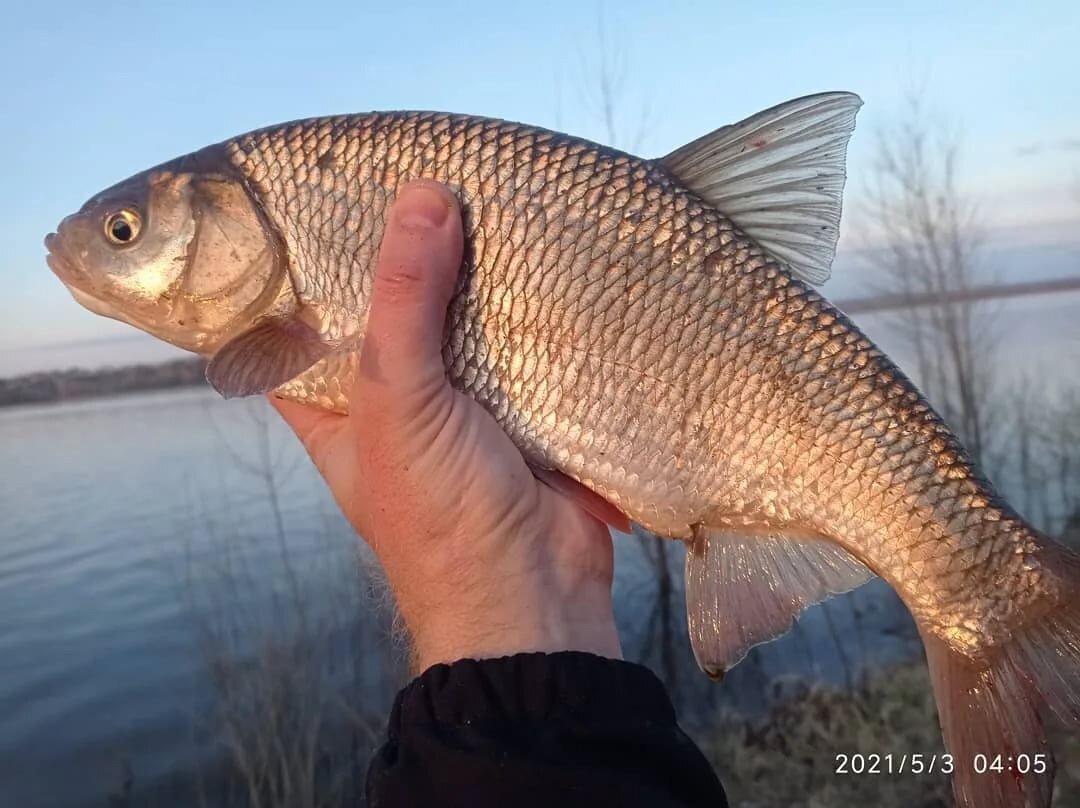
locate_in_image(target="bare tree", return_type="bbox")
[567,9,654,153]
[1007,378,1047,529]
[1038,384,1080,541]
[999,375,1080,542]
[859,96,998,466]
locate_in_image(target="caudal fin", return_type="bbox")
[923,544,1080,808]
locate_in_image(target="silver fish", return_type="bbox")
[45,93,1080,807]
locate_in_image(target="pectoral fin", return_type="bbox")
[685,525,873,678]
[206,318,334,398]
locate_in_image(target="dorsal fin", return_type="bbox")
[660,92,863,286]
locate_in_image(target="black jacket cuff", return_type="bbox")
[367,651,728,808]
[391,650,677,731]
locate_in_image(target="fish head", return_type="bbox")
[45,149,288,355]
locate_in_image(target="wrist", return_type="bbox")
[406,577,622,671]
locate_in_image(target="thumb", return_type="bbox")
[357,180,463,403]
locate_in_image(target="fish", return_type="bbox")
[45,92,1080,807]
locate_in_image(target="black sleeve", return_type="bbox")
[366,651,728,808]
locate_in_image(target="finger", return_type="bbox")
[358,180,463,398]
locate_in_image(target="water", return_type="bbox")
[0,387,950,807]
[0,389,399,808]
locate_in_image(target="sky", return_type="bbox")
[2,0,1078,376]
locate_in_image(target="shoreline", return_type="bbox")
[0,358,208,408]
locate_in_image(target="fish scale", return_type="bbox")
[46,93,1080,808]
[230,110,1035,632]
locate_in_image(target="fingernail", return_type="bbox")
[398,184,451,230]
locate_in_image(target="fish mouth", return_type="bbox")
[44,228,206,349]
[44,231,129,322]
[44,231,85,286]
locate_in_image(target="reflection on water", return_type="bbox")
[0,390,392,807]
[0,388,916,808]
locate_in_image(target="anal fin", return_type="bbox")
[686,526,873,677]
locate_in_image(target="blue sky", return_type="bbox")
[2,0,1078,374]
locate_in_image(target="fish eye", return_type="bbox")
[104,209,142,245]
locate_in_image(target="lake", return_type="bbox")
[0,375,1054,807]
[0,390,406,807]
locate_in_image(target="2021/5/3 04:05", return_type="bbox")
[835,752,1051,776]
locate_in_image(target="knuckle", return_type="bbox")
[374,264,429,306]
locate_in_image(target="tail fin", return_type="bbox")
[923,544,1080,808]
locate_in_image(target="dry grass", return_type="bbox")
[692,661,1080,808]
[105,400,408,808]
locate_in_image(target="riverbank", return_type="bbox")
[105,657,1080,807]
[0,358,206,407]
[697,661,1080,807]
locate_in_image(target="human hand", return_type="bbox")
[270,180,622,671]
